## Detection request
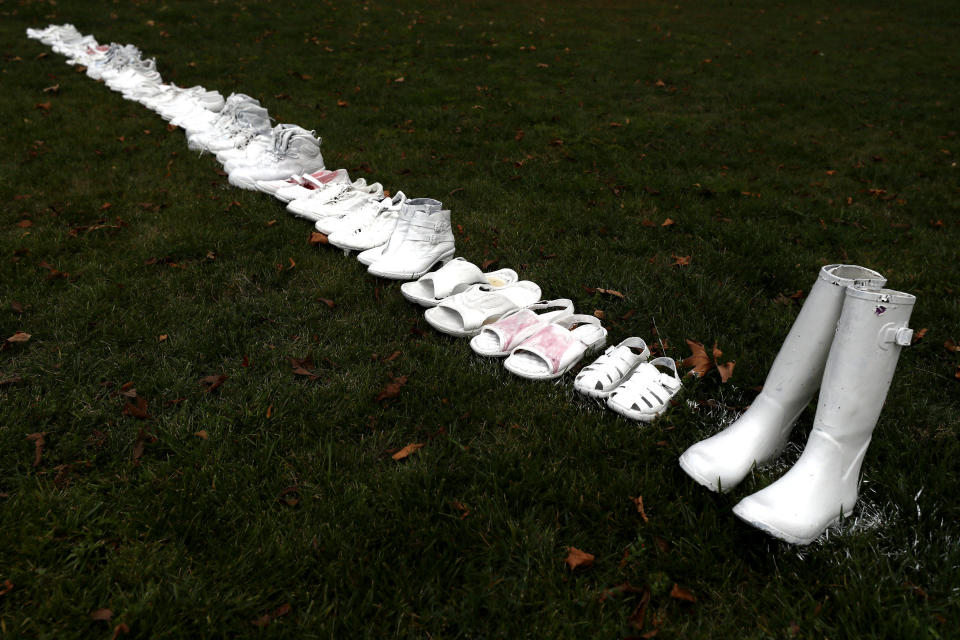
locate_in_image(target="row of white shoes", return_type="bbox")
[28,22,682,417]
[27,24,460,281]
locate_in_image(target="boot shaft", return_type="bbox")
[813,286,915,444]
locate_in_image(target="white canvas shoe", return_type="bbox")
[321,192,406,237]
[273,170,353,203]
[733,285,915,545]
[286,180,380,220]
[256,168,346,196]
[227,128,325,190]
[678,264,886,493]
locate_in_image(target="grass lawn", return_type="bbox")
[2,0,959,637]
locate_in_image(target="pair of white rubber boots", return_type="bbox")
[680,265,916,545]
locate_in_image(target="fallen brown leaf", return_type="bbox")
[670,583,697,602]
[16,219,33,228]
[565,546,595,570]
[317,298,335,308]
[597,288,625,299]
[112,623,130,640]
[199,374,228,392]
[26,432,46,466]
[251,603,292,627]
[90,608,113,621]
[481,258,498,270]
[451,500,470,519]
[377,375,408,402]
[0,580,12,597]
[946,339,960,353]
[392,443,425,460]
[194,430,208,439]
[309,231,328,245]
[34,102,51,111]
[627,585,652,630]
[122,397,150,420]
[661,218,674,227]
[672,254,691,267]
[593,309,605,319]
[681,339,713,377]
[132,427,157,465]
[6,331,31,344]
[11,301,25,313]
[158,334,168,343]
[632,495,649,523]
[716,360,736,383]
[912,328,928,344]
[0,377,23,386]
[289,356,318,380]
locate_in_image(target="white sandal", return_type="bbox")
[573,337,651,399]
[469,299,574,357]
[423,281,542,337]
[400,258,519,308]
[502,315,608,380]
[606,357,682,422]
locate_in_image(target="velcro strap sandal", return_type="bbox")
[469,299,574,357]
[400,258,520,308]
[574,337,651,399]
[502,315,608,380]
[606,357,682,422]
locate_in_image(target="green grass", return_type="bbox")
[2,0,959,637]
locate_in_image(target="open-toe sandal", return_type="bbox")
[606,357,682,422]
[574,337,651,399]
[423,281,542,337]
[502,315,608,380]
[400,258,519,308]
[469,299,574,357]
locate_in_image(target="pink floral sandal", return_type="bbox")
[469,299,574,357]
[502,315,608,380]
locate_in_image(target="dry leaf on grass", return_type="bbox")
[716,361,736,382]
[632,495,649,523]
[392,443,424,460]
[6,331,31,344]
[251,603,292,627]
[627,585,652,631]
[309,231,328,245]
[199,374,228,392]
[672,254,691,267]
[90,608,113,621]
[670,583,697,602]
[289,357,318,380]
[0,580,13,597]
[317,298,335,308]
[681,340,713,378]
[377,375,408,402]
[112,623,130,640]
[944,339,960,353]
[132,428,157,465]
[194,430,208,440]
[596,288,624,298]
[122,396,150,420]
[26,432,46,467]
[565,546,595,570]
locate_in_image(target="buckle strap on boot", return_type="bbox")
[878,323,913,349]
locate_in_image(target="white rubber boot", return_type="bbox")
[732,286,915,544]
[679,265,886,492]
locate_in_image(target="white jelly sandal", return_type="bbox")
[469,299,574,357]
[606,357,682,422]
[502,315,608,380]
[574,337,651,399]
[423,281,542,337]
[400,258,519,308]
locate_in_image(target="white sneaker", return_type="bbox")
[186,99,268,151]
[286,180,380,221]
[256,168,347,196]
[331,195,440,256]
[227,128,325,190]
[310,185,387,233]
[273,170,353,203]
[321,191,407,236]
